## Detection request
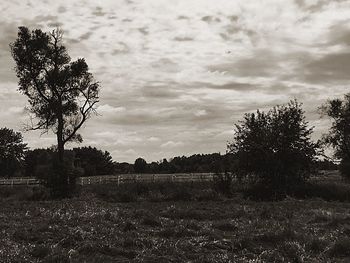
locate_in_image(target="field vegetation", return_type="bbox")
[1,175,350,263]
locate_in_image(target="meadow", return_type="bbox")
[1,175,350,263]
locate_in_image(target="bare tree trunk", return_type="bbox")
[56,112,68,197]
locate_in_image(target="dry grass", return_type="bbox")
[0,182,350,263]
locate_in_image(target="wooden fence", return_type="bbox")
[0,177,41,186]
[0,173,215,187]
[0,171,340,187]
[78,173,214,186]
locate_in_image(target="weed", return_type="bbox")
[328,238,350,258]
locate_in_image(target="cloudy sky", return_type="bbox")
[0,0,349,162]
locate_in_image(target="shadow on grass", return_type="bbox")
[89,181,223,203]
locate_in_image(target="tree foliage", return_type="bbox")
[10,27,99,145]
[0,128,27,177]
[321,94,350,179]
[114,153,237,174]
[134,158,147,173]
[228,100,320,194]
[73,146,114,176]
[24,147,114,179]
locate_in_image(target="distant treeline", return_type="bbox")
[24,147,114,179]
[24,150,239,176]
[116,153,237,174]
[116,154,337,174]
[1,142,339,178]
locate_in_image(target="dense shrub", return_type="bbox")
[0,186,50,201]
[90,181,220,202]
[321,94,350,181]
[213,172,234,197]
[328,238,350,258]
[228,100,320,200]
[245,181,350,202]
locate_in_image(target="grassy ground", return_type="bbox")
[1,181,350,262]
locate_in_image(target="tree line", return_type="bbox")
[0,26,348,198]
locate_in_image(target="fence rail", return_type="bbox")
[0,173,216,187]
[0,170,340,187]
[0,178,41,186]
[78,173,215,186]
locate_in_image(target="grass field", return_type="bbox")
[1,180,350,262]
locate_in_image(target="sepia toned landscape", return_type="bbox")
[1,0,350,262]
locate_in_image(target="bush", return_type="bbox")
[340,159,350,181]
[228,100,320,199]
[245,181,350,202]
[328,238,350,257]
[0,186,50,201]
[244,183,288,201]
[321,94,350,181]
[292,182,350,202]
[90,181,224,203]
[213,172,234,197]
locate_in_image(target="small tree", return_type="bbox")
[10,27,99,197]
[73,146,114,176]
[0,128,27,177]
[134,158,147,173]
[321,94,350,180]
[228,100,320,198]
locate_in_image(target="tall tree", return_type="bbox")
[0,128,27,177]
[10,27,99,195]
[321,94,350,179]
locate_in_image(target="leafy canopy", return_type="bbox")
[228,100,320,189]
[10,27,99,145]
[321,94,350,179]
[0,128,27,177]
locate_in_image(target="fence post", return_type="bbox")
[117,175,120,186]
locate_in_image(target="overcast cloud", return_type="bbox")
[0,0,349,162]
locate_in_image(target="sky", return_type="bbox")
[0,0,350,162]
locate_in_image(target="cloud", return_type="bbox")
[125,149,136,155]
[57,6,67,14]
[1,0,349,162]
[194,109,207,117]
[302,52,350,84]
[207,49,283,78]
[8,106,24,114]
[201,16,221,23]
[147,136,161,142]
[98,104,126,115]
[203,82,257,91]
[294,0,349,12]
[326,22,350,47]
[174,36,193,42]
[111,42,130,55]
[92,6,107,17]
[138,27,149,35]
[141,84,181,99]
[160,141,184,148]
[151,58,180,73]
[79,31,93,41]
